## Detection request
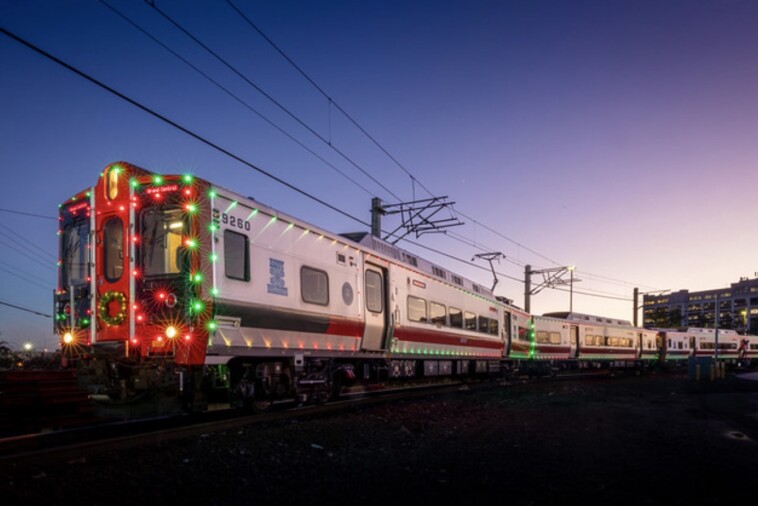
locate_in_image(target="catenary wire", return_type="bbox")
[0,266,52,292]
[0,24,372,230]
[98,0,378,201]
[145,0,402,203]
[0,299,52,318]
[223,2,657,292]
[0,208,57,220]
[223,0,434,198]
[0,222,57,260]
[0,25,639,307]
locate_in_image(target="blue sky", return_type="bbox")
[2,0,758,350]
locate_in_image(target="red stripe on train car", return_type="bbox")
[535,345,571,353]
[325,316,365,337]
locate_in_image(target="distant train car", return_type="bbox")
[638,328,660,363]
[530,315,572,360]
[541,312,642,368]
[657,327,758,365]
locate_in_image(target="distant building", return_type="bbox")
[643,277,758,334]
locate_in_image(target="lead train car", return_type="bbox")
[56,162,521,409]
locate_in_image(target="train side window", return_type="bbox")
[408,296,427,322]
[465,312,477,331]
[536,331,549,343]
[449,307,463,328]
[478,316,489,334]
[518,326,529,341]
[549,332,561,344]
[224,229,249,281]
[430,302,446,326]
[489,318,498,336]
[365,270,383,313]
[301,266,329,306]
[503,312,511,340]
[103,217,123,282]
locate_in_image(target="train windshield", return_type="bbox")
[61,219,89,287]
[141,207,184,277]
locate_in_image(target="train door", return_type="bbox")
[502,310,512,357]
[94,164,133,343]
[361,264,390,351]
[570,325,579,358]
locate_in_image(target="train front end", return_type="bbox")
[55,162,213,406]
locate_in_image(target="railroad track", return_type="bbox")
[0,378,473,469]
[0,368,626,469]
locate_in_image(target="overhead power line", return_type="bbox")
[0,24,371,230]
[145,0,402,202]
[98,0,378,201]
[0,208,57,220]
[0,24,531,297]
[0,222,57,260]
[0,299,52,318]
[0,24,651,306]
[224,0,435,199]
[224,3,659,292]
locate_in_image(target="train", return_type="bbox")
[54,162,758,411]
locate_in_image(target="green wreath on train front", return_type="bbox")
[99,290,128,326]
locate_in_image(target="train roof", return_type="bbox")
[341,232,494,299]
[202,176,497,301]
[543,311,632,327]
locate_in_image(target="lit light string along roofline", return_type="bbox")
[222,1,658,293]
[0,26,641,306]
[97,0,378,201]
[143,0,402,203]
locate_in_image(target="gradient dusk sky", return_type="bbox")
[1,0,758,350]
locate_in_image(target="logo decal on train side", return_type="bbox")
[267,258,288,296]
[342,282,354,305]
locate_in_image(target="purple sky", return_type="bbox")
[2,0,758,350]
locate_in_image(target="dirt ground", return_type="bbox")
[3,370,758,506]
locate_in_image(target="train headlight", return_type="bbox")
[165,326,178,339]
[63,332,74,344]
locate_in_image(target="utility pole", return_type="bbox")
[525,265,532,313]
[633,287,639,327]
[371,197,383,238]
